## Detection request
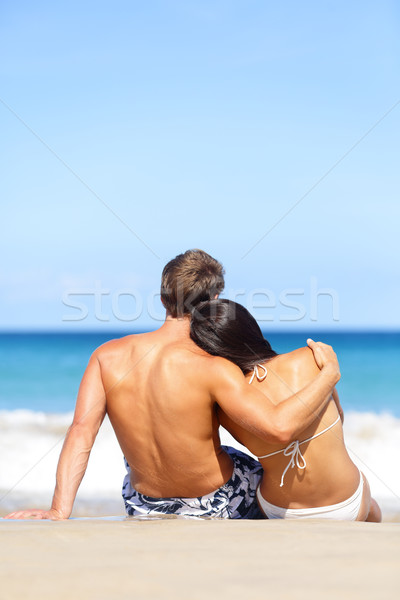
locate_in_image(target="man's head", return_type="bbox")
[161,249,225,318]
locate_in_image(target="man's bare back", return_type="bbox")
[99,319,234,497]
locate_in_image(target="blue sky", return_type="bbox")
[1,0,399,330]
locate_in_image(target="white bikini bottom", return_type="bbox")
[257,472,364,520]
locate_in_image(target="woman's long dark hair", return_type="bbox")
[190,299,277,374]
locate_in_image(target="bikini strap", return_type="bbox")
[299,414,341,446]
[257,413,341,487]
[249,363,268,384]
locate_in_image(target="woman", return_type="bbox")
[190,299,381,521]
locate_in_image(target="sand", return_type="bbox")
[1,518,399,600]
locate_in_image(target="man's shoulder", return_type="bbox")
[93,332,148,359]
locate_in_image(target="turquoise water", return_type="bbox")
[267,332,400,416]
[0,332,399,416]
[1,331,399,515]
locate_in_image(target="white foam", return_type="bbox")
[0,410,125,508]
[342,411,400,513]
[1,409,400,516]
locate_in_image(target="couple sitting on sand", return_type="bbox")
[6,250,381,521]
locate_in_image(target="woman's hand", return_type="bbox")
[307,338,341,384]
[3,508,67,520]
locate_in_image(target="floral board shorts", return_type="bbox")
[122,446,264,519]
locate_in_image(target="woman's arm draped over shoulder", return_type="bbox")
[211,341,340,444]
[5,352,107,520]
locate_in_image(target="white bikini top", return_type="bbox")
[249,363,341,487]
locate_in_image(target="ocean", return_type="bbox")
[1,332,399,518]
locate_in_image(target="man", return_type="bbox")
[6,249,340,520]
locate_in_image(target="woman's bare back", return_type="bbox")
[219,347,361,510]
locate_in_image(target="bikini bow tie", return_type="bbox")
[249,364,268,384]
[279,440,307,487]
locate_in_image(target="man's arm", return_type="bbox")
[5,352,106,520]
[307,337,344,423]
[332,387,344,423]
[211,340,340,444]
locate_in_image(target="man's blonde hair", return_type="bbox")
[161,249,225,318]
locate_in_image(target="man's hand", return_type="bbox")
[307,339,341,384]
[3,508,66,520]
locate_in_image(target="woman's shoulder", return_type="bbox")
[284,346,317,363]
[270,346,320,381]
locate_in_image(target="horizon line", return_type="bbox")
[1,327,399,335]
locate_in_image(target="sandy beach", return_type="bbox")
[1,518,399,600]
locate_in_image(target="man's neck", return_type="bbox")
[158,313,191,341]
